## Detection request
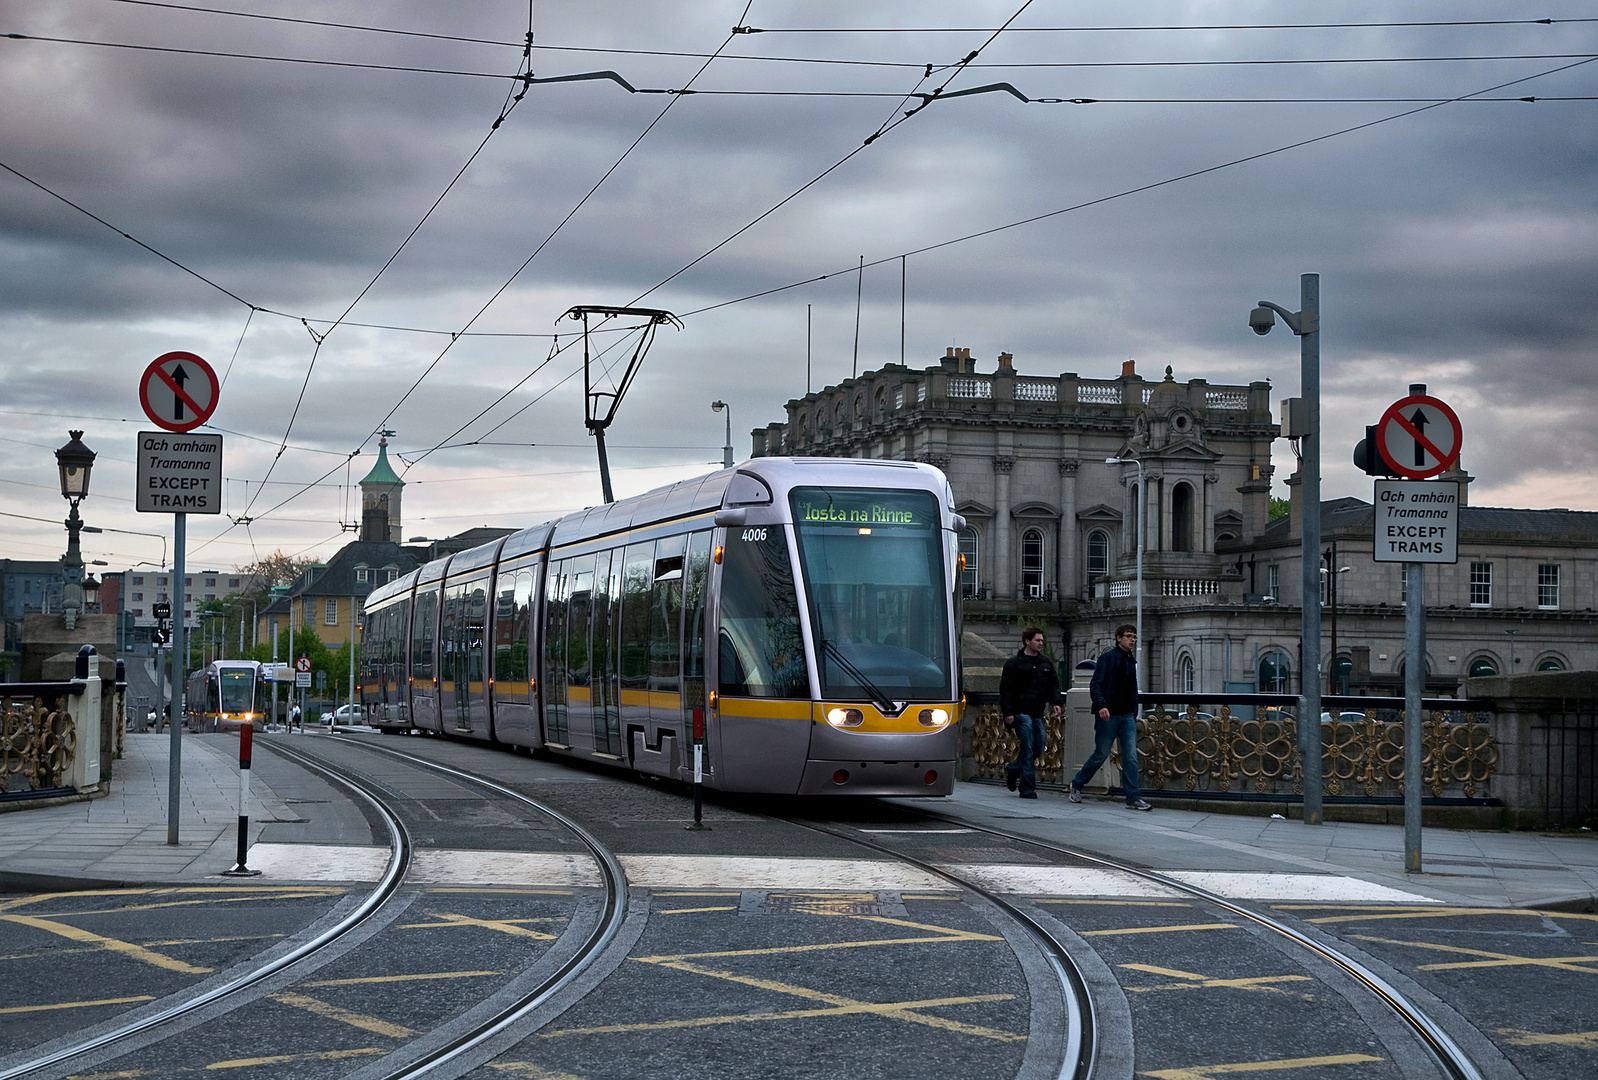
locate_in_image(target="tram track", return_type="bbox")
[903,805,1488,1080]
[0,744,412,1080]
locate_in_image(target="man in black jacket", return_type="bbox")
[1071,624,1152,810]
[1000,627,1060,799]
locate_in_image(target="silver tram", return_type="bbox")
[359,458,965,795]
[185,659,270,733]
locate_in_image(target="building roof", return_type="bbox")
[359,439,404,487]
[260,540,419,615]
[1264,497,1598,544]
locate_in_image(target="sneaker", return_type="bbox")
[1019,791,1037,799]
[1005,770,1018,792]
[1068,785,1083,804]
[1126,800,1153,812]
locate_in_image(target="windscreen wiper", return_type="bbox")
[820,637,897,716]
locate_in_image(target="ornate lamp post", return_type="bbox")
[54,430,97,631]
[1105,456,1144,691]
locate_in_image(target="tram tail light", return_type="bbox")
[918,708,950,728]
[924,770,938,785]
[832,769,850,784]
[826,708,864,728]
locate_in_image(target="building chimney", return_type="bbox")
[1121,359,1136,378]
[997,352,1014,371]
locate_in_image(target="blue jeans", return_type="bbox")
[1071,713,1142,804]
[1004,713,1048,795]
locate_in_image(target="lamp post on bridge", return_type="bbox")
[54,431,97,632]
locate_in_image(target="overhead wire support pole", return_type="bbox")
[563,305,681,503]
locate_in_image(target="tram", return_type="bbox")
[360,458,964,795]
[185,659,270,732]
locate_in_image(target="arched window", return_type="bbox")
[958,528,980,598]
[1332,655,1353,694]
[1087,529,1110,579]
[1171,482,1194,552]
[1021,528,1045,598]
[1180,654,1195,693]
[1537,658,1565,672]
[1129,483,1140,551]
[1258,651,1291,694]
[1468,658,1497,678]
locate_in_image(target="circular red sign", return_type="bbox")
[1376,394,1462,480]
[295,657,312,673]
[139,351,219,433]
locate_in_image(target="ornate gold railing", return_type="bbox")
[969,697,1498,800]
[1,693,77,796]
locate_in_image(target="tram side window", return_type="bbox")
[412,589,437,679]
[651,534,686,694]
[718,526,807,698]
[466,581,487,686]
[620,543,653,691]
[566,559,595,692]
[495,567,533,683]
[440,582,466,688]
[544,561,569,735]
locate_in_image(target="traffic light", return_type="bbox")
[1353,425,1402,477]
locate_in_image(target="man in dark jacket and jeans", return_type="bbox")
[1001,627,1060,799]
[1071,624,1152,810]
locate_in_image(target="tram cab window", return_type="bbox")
[718,526,806,698]
[217,668,254,713]
[790,487,952,700]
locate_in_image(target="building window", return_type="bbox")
[185,578,192,586]
[355,566,369,583]
[1258,651,1290,694]
[303,603,315,626]
[1266,564,1280,601]
[1180,654,1195,693]
[958,528,980,598]
[894,387,904,409]
[133,592,142,601]
[206,578,216,587]
[1538,564,1560,609]
[1468,658,1497,678]
[1538,658,1565,672]
[916,382,926,403]
[1171,482,1194,552]
[1021,528,1045,598]
[1087,529,1109,579]
[134,608,144,617]
[325,598,338,625]
[133,576,143,585]
[1332,655,1353,694]
[1400,566,1409,604]
[229,577,240,588]
[1470,562,1492,607]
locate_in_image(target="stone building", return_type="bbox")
[753,349,1598,695]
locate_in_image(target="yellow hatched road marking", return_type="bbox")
[51,891,340,917]
[1143,1053,1383,1079]
[0,886,342,916]
[1081,923,1238,937]
[0,914,211,974]
[657,906,738,914]
[539,991,1018,1040]
[1350,934,1598,974]
[269,992,416,1037]
[1120,963,1313,998]
[0,994,154,1015]
[1040,899,1192,907]
[399,912,558,939]
[1496,1027,1598,1048]
[303,970,500,987]
[632,921,1000,963]
[68,1049,390,1077]
[489,1063,591,1079]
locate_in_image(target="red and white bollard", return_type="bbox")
[222,722,262,877]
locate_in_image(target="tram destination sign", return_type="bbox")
[1372,479,1459,564]
[136,430,223,514]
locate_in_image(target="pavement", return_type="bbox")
[1,729,1594,911]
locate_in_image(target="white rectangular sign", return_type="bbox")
[296,671,311,688]
[1373,480,1459,564]
[136,431,223,514]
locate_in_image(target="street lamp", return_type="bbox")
[712,400,733,468]
[54,430,96,631]
[1105,456,1144,690]
[1249,274,1323,825]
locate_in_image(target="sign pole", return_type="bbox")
[1404,561,1425,872]
[167,512,186,845]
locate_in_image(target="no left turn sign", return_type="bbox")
[1376,393,1462,480]
[140,351,219,433]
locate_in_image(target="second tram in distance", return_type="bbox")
[185,659,270,732]
[360,457,964,795]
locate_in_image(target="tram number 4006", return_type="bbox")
[739,528,768,542]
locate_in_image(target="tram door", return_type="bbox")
[591,549,622,757]
[543,560,570,746]
[564,557,595,753]
[681,531,713,778]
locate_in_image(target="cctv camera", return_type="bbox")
[1248,306,1275,335]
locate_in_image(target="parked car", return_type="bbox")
[320,703,366,726]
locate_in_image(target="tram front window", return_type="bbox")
[218,669,255,713]
[791,487,952,701]
[718,526,807,698]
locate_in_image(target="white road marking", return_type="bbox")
[234,846,1437,902]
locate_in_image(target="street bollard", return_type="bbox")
[222,722,262,877]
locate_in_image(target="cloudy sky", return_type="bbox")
[2,0,1594,575]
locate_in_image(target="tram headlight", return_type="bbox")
[826,708,864,729]
[918,708,950,728]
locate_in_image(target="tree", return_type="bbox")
[1269,496,1290,521]
[235,551,319,599]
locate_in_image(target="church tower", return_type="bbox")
[359,431,405,543]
